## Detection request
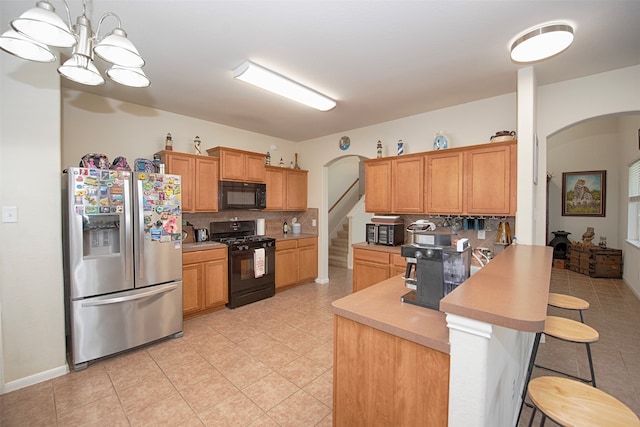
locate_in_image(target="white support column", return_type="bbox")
[516,66,537,244]
[446,313,493,427]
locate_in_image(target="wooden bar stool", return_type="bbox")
[517,315,599,425]
[547,293,589,323]
[527,376,640,427]
[534,315,599,387]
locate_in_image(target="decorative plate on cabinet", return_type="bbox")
[433,131,448,150]
[339,136,351,151]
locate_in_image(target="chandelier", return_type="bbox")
[0,1,150,87]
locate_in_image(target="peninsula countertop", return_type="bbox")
[332,244,553,354]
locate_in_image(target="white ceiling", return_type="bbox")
[2,1,639,142]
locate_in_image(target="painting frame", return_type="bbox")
[562,170,606,217]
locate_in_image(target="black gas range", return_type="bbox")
[210,221,275,308]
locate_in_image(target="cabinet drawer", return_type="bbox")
[276,240,298,251]
[392,254,407,267]
[296,237,316,248]
[354,248,391,264]
[183,247,227,264]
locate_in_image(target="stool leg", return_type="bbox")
[579,309,584,323]
[540,414,546,427]
[527,407,537,427]
[586,342,596,387]
[517,332,542,426]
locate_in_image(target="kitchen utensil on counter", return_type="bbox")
[195,228,209,242]
[182,225,195,243]
[407,220,438,246]
[256,218,266,236]
[490,130,516,142]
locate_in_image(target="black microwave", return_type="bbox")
[219,181,266,210]
[366,223,405,246]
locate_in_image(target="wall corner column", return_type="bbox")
[516,66,537,244]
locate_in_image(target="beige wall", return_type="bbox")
[1,54,67,389]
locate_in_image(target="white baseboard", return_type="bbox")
[1,364,68,394]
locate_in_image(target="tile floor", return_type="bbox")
[1,266,639,426]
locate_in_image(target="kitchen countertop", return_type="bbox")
[182,241,226,252]
[332,244,553,353]
[332,274,450,353]
[182,233,318,252]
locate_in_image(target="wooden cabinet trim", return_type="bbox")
[354,247,391,264]
[276,240,298,250]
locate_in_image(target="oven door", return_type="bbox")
[228,245,275,307]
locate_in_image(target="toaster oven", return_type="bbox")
[366,223,405,246]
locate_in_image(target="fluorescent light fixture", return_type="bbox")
[233,61,336,111]
[510,23,574,63]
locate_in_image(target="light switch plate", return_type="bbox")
[2,206,18,223]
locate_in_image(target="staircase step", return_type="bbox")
[328,254,348,267]
[329,248,348,257]
[331,237,348,247]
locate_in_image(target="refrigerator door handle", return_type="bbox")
[81,283,178,307]
[135,177,145,280]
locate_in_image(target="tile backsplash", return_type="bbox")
[184,208,318,235]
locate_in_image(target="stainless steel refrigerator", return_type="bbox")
[62,167,183,370]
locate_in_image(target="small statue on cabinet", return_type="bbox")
[581,227,595,246]
[194,136,201,155]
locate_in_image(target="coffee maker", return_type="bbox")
[401,234,471,310]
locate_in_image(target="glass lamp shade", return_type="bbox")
[94,28,144,67]
[106,65,150,87]
[0,29,56,62]
[510,24,574,63]
[11,1,76,48]
[58,54,105,85]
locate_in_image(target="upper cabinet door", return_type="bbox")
[392,155,424,213]
[219,150,245,181]
[164,154,195,212]
[286,169,308,211]
[364,159,392,213]
[425,151,464,214]
[194,157,218,212]
[265,167,286,210]
[464,143,515,215]
[245,153,266,183]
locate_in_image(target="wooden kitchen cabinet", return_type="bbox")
[364,159,392,213]
[207,146,266,183]
[426,150,464,214]
[392,154,424,213]
[353,246,406,292]
[464,141,516,215]
[353,247,391,292]
[182,247,228,319]
[297,237,318,282]
[157,151,219,212]
[365,156,423,213]
[265,166,308,211]
[334,315,449,426]
[275,237,318,289]
[275,240,298,289]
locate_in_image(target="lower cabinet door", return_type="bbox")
[182,263,203,315]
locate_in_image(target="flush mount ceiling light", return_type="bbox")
[0,0,149,87]
[233,61,336,111]
[510,23,574,63]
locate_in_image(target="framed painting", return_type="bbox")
[562,170,606,216]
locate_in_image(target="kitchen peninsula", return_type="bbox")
[332,244,553,427]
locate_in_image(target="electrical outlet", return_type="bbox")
[2,206,17,223]
[312,219,317,227]
[477,230,486,239]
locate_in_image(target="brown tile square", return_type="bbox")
[242,372,299,411]
[267,389,331,427]
[277,356,327,388]
[198,391,265,426]
[178,370,238,413]
[54,367,116,413]
[57,394,129,427]
[116,370,177,415]
[126,390,195,426]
